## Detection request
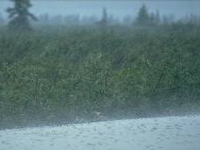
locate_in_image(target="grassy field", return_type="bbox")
[0,23,200,129]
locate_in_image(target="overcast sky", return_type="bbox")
[0,0,200,19]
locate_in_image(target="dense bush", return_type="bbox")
[0,23,200,129]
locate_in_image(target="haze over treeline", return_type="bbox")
[0,0,200,25]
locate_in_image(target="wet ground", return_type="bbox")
[0,115,200,150]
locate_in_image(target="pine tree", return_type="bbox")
[136,4,150,25]
[0,13,4,25]
[149,12,156,25]
[149,10,160,26]
[155,10,160,24]
[100,7,108,26]
[6,0,37,31]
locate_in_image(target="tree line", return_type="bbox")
[1,0,199,31]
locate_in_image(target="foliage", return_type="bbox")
[100,7,108,26]
[135,4,160,26]
[136,4,149,25]
[0,23,200,129]
[6,0,37,31]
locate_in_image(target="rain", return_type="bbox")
[0,0,200,150]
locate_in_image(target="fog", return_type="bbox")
[1,0,200,20]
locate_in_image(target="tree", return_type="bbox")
[39,13,49,24]
[155,10,160,24]
[136,4,150,25]
[149,12,156,25]
[149,10,160,26]
[101,7,108,25]
[0,13,4,25]
[6,0,37,31]
[97,7,108,26]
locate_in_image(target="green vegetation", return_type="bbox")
[0,22,200,129]
[6,0,37,31]
[135,4,160,26]
[1,3,200,129]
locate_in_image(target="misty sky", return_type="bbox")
[0,0,200,20]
